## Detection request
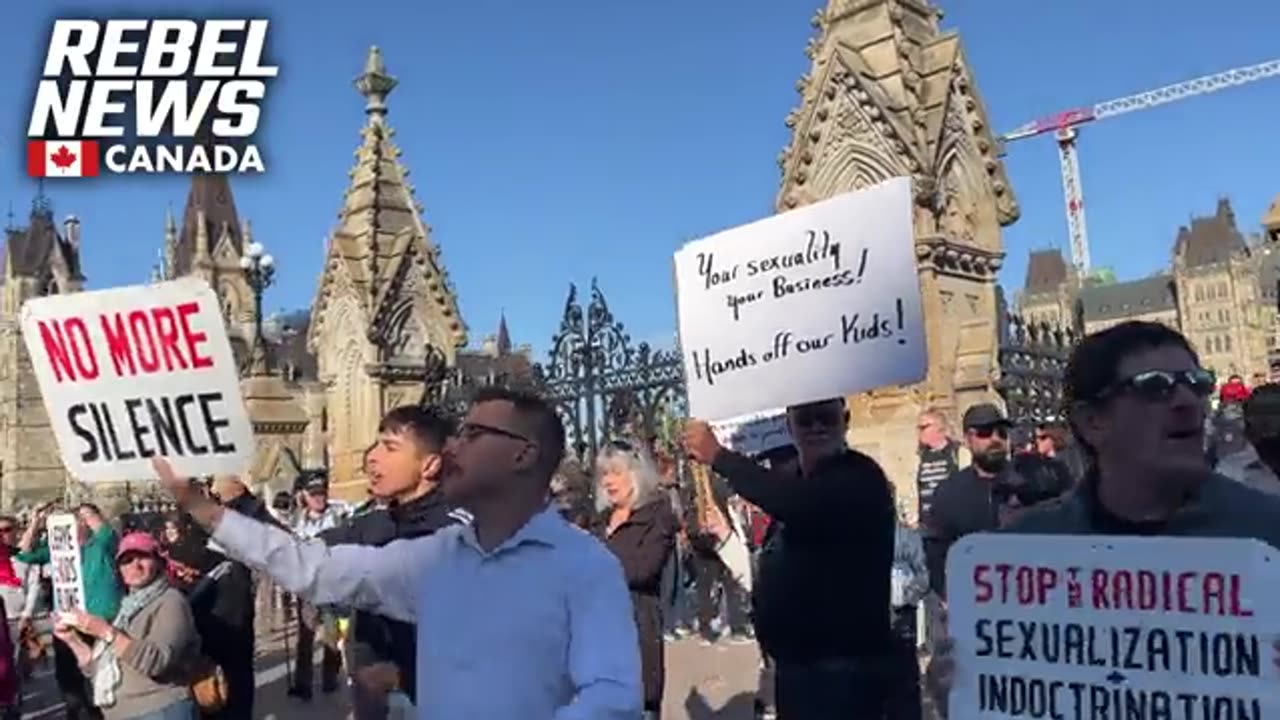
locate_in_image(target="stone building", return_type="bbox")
[1016,196,1280,382]
[0,196,85,507]
[0,48,530,509]
[778,0,1018,516]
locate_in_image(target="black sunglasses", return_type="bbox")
[1102,369,1215,402]
[993,482,1058,508]
[456,422,533,444]
[791,410,843,429]
[970,425,1009,440]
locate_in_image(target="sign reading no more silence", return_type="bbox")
[20,277,253,483]
[945,533,1280,720]
[673,177,927,421]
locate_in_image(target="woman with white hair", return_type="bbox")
[594,440,678,720]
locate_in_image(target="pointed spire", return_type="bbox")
[354,46,398,126]
[194,209,210,260]
[4,203,13,232]
[31,180,52,220]
[496,311,512,355]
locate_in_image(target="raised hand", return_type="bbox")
[152,457,225,530]
[682,419,723,465]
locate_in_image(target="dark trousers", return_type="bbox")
[292,599,341,693]
[774,658,886,720]
[201,636,254,719]
[886,607,922,720]
[693,553,748,638]
[53,636,101,720]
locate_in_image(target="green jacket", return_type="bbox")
[17,524,122,620]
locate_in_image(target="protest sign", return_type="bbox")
[673,177,926,421]
[20,277,254,483]
[47,513,86,614]
[945,534,1280,720]
[711,409,791,456]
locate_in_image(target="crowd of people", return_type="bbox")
[0,319,1276,719]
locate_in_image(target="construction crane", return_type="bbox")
[1000,58,1280,278]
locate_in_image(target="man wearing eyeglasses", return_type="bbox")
[683,398,895,720]
[920,403,1012,600]
[152,386,642,720]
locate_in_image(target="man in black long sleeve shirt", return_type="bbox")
[685,397,895,720]
[318,405,469,719]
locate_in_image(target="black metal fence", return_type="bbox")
[994,288,1076,425]
[421,280,687,467]
[531,280,685,465]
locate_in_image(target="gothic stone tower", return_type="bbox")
[776,0,1019,517]
[0,195,86,507]
[308,47,468,498]
[162,172,257,348]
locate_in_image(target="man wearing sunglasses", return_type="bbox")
[920,403,1012,600]
[926,321,1280,718]
[684,397,895,720]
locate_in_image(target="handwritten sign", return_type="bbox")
[47,513,86,613]
[674,177,926,420]
[946,534,1280,720]
[711,409,792,456]
[21,278,253,483]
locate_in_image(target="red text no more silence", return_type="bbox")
[37,301,214,383]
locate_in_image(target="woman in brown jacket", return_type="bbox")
[595,440,678,720]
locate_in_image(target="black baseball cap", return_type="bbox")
[295,470,329,494]
[962,403,1011,431]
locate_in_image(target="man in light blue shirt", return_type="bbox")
[155,386,642,720]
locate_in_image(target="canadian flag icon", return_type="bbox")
[27,140,100,178]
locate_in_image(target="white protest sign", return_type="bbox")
[945,534,1280,720]
[711,409,792,456]
[46,513,86,614]
[674,177,926,421]
[20,277,254,483]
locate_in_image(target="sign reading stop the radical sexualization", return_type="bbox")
[945,534,1280,720]
[20,278,254,483]
[673,177,926,421]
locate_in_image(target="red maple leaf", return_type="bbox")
[50,145,77,169]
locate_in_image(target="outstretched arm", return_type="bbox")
[208,510,432,623]
[153,458,430,623]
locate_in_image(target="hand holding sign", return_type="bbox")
[20,278,253,484]
[682,420,723,465]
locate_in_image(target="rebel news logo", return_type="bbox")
[26,19,277,178]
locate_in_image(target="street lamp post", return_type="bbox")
[239,241,276,346]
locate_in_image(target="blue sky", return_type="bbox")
[2,0,1278,359]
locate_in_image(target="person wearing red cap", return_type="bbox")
[53,532,201,720]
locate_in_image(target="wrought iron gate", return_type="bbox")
[994,287,1076,424]
[531,280,685,464]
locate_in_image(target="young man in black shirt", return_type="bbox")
[318,406,470,719]
[685,397,895,720]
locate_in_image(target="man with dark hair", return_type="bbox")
[921,403,1013,597]
[153,388,642,719]
[316,405,469,719]
[927,321,1280,716]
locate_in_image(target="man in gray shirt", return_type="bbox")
[154,387,642,720]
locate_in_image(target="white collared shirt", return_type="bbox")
[213,503,641,720]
